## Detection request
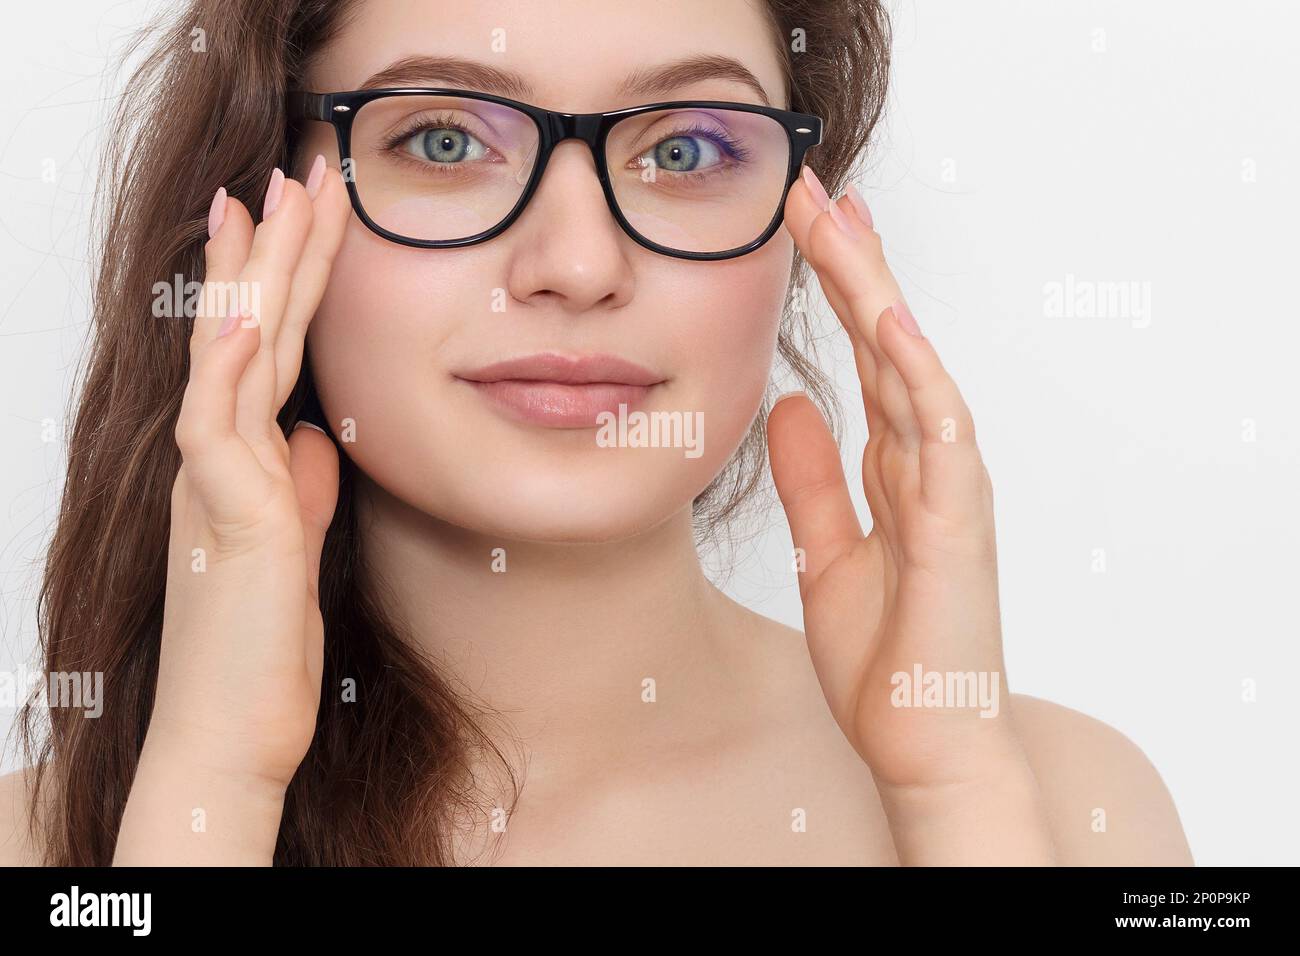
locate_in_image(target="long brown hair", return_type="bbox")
[15,0,890,865]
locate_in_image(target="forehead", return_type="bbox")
[307,0,789,111]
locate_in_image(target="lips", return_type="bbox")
[454,352,666,428]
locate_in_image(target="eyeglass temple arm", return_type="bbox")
[803,115,824,148]
[286,91,330,122]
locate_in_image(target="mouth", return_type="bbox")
[453,352,667,428]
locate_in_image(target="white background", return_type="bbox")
[1,1,1297,865]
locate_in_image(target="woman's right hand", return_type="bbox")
[115,160,350,864]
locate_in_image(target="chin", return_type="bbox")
[424,450,726,545]
[356,437,733,541]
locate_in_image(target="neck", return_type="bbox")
[354,475,743,770]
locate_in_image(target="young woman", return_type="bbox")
[1,0,1192,865]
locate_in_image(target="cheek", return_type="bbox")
[670,237,791,456]
[304,223,456,472]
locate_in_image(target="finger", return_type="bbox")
[240,168,316,346]
[875,302,987,520]
[232,169,316,442]
[785,171,900,543]
[783,170,882,416]
[274,164,351,409]
[768,392,863,599]
[286,420,340,606]
[193,191,255,345]
[174,317,273,523]
[801,184,920,443]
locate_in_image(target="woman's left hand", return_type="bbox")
[769,167,1056,864]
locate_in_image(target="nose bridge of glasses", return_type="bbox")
[546,111,603,143]
[521,112,609,187]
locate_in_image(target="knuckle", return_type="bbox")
[173,418,205,458]
[172,401,210,456]
[173,392,216,459]
[859,228,885,259]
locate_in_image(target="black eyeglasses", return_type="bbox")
[287,88,823,261]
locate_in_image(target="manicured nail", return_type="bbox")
[844,182,874,230]
[801,165,830,209]
[305,154,326,199]
[262,167,285,219]
[828,197,870,239]
[772,390,807,407]
[293,420,328,435]
[892,298,923,337]
[206,186,227,239]
[217,307,240,337]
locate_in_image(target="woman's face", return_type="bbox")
[298,0,794,542]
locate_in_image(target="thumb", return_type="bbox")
[287,421,340,604]
[767,393,862,598]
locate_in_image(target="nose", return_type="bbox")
[503,139,635,315]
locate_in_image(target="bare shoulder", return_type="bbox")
[0,768,44,866]
[1011,693,1194,865]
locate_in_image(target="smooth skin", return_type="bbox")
[0,163,1192,866]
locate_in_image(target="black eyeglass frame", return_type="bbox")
[287,87,824,261]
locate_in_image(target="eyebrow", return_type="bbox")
[357,53,773,107]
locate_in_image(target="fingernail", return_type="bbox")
[844,182,874,230]
[801,165,830,209]
[206,186,227,239]
[772,390,807,407]
[262,167,285,219]
[305,154,326,199]
[217,307,240,337]
[828,197,870,239]
[892,298,923,337]
[293,420,328,435]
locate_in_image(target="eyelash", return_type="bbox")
[647,121,753,171]
[378,113,753,178]
[380,112,490,172]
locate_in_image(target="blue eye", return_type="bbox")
[645,134,725,173]
[401,125,490,164]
